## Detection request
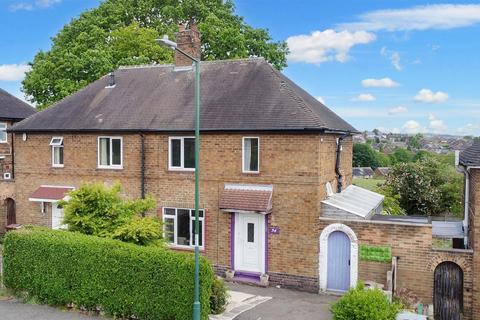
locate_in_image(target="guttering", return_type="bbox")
[7,127,359,134]
[335,132,350,193]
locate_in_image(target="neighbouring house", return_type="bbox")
[0,89,36,232]
[5,24,480,320]
[352,167,374,179]
[374,167,391,177]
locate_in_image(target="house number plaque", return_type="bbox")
[269,226,280,234]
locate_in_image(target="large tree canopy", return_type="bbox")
[23,0,288,109]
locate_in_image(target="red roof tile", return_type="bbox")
[219,185,272,213]
[30,186,74,201]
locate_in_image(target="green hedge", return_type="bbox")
[360,245,392,263]
[3,227,214,320]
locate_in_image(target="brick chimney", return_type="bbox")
[175,22,201,67]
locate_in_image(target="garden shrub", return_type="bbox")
[331,283,403,320]
[210,277,229,315]
[59,182,156,237]
[112,216,163,246]
[3,227,215,320]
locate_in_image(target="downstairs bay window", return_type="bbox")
[163,207,204,248]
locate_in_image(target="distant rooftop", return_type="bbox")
[0,88,36,120]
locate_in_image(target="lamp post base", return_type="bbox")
[193,301,201,320]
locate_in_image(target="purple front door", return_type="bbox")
[327,231,350,291]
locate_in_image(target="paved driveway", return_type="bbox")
[227,283,337,320]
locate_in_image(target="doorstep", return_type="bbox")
[224,270,269,287]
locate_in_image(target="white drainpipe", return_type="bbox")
[456,151,470,248]
[463,168,470,248]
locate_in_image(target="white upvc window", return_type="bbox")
[163,207,204,249]
[242,137,260,173]
[0,123,7,143]
[98,136,123,169]
[168,137,195,171]
[50,137,64,167]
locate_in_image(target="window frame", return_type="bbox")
[97,136,123,169]
[0,122,7,143]
[50,136,64,168]
[163,207,205,249]
[168,136,196,171]
[242,137,260,173]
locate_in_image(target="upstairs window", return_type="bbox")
[50,137,64,167]
[243,137,259,173]
[98,137,122,169]
[169,137,195,170]
[0,123,7,143]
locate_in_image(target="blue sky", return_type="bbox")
[1,1,479,136]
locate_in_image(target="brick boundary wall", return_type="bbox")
[319,217,474,320]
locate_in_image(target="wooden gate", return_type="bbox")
[5,198,16,225]
[434,261,463,320]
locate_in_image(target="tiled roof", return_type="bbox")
[11,59,356,133]
[29,186,74,201]
[0,88,36,120]
[459,141,480,167]
[219,184,273,214]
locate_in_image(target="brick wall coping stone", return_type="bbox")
[319,216,432,228]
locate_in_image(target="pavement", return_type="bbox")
[0,298,103,320]
[0,283,337,320]
[227,283,337,320]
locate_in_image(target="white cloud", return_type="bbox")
[457,123,480,134]
[9,0,61,11]
[286,29,376,65]
[428,114,447,132]
[339,4,480,32]
[361,77,399,88]
[316,96,326,104]
[353,93,376,101]
[0,64,31,81]
[402,120,425,134]
[414,89,449,103]
[388,106,408,115]
[380,47,402,71]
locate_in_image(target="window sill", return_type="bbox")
[52,165,64,168]
[242,171,260,175]
[167,244,205,252]
[97,166,123,170]
[168,168,195,172]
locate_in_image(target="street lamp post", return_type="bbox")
[156,36,201,320]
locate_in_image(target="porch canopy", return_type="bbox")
[29,185,74,202]
[432,221,465,239]
[219,183,273,214]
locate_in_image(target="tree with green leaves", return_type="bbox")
[384,158,463,216]
[353,143,380,169]
[22,0,288,109]
[390,148,414,164]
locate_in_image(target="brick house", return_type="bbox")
[6,24,480,319]
[8,25,359,290]
[0,89,36,232]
